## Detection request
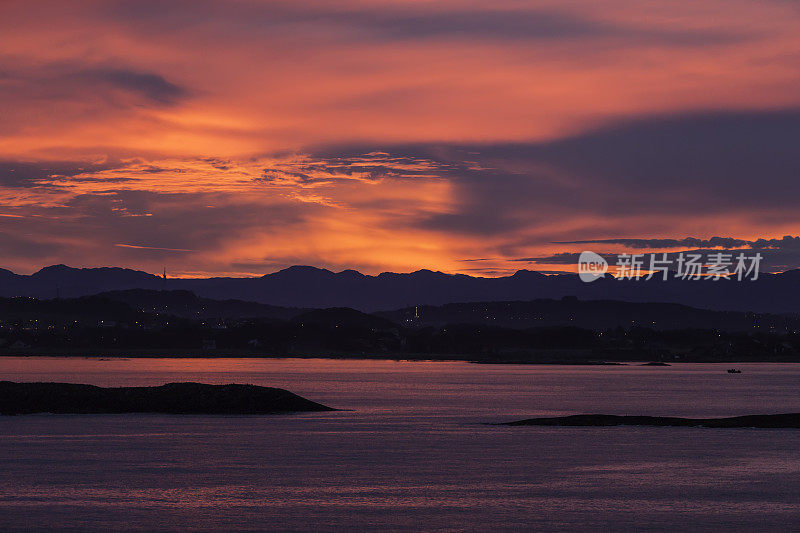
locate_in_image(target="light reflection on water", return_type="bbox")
[1,358,800,531]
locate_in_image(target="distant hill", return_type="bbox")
[0,292,795,333]
[2,293,800,361]
[0,265,164,299]
[3,264,800,314]
[0,290,302,323]
[97,289,303,320]
[292,307,397,330]
[378,298,796,332]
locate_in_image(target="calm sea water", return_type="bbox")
[1,358,799,531]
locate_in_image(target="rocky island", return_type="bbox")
[502,413,800,428]
[0,381,334,415]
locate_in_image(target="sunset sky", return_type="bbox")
[2,0,800,277]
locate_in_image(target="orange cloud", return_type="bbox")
[1,1,800,276]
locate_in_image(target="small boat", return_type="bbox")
[727,368,742,374]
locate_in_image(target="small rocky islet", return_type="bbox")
[0,381,334,415]
[502,413,800,428]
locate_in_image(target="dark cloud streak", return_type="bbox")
[72,68,188,105]
[552,236,800,250]
[105,1,747,48]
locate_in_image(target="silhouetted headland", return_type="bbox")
[0,381,334,415]
[502,413,800,428]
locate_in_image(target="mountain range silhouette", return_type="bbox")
[2,264,800,314]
